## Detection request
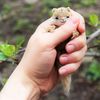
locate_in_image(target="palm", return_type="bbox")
[38,68,58,93]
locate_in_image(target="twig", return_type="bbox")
[17,48,25,54]
[0,73,3,87]
[87,29,100,44]
[85,52,100,57]
[88,45,100,49]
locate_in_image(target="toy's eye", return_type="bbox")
[55,16,59,19]
[66,16,69,18]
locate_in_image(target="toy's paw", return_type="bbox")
[47,25,56,32]
[72,31,80,39]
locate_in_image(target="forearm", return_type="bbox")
[0,66,40,100]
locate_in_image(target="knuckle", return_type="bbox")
[76,37,86,48]
[76,13,85,23]
[71,9,85,23]
[80,40,86,47]
[72,65,78,72]
[71,53,81,62]
[72,62,81,72]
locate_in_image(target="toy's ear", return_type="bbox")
[66,7,71,12]
[52,8,57,13]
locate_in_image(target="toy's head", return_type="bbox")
[52,7,72,25]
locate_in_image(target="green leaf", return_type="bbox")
[87,60,100,81]
[0,52,7,61]
[89,14,99,27]
[15,35,25,52]
[0,44,16,57]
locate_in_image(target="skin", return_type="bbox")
[0,9,87,100]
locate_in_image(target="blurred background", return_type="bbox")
[0,0,100,100]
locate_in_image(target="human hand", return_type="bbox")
[16,9,87,94]
[59,9,87,76]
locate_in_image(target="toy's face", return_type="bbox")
[52,7,72,26]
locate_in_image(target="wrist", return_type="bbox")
[0,66,41,100]
[14,66,41,100]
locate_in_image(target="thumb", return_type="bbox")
[51,18,79,47]
[35,18,54,33]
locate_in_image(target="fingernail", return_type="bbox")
[60,56,67,60]
[67,45,75,53]
[60,56,68,63]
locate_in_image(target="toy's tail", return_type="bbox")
[61,74,72,96]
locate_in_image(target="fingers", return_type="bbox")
[59,61,82,76]
[58,10,87,77]
[59,46,87,65]
[78,19,85,33]
[50,18,79,47]
[70,9,85,33]
[66,32,87,53]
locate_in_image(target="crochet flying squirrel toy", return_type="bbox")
[47,7,79,95]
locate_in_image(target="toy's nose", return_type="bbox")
[60,19,66,23]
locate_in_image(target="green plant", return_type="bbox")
[13,19,32,32]
[0,4,12,16]
[0,36,25,63]
[0,52,7,61]
[85,60,100,81]
[0,44,16,57]
[42,0,70,8]
[15,35,25,51]
[0,44,15,62]
[89,13,99,27]
[80,0,96,6]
